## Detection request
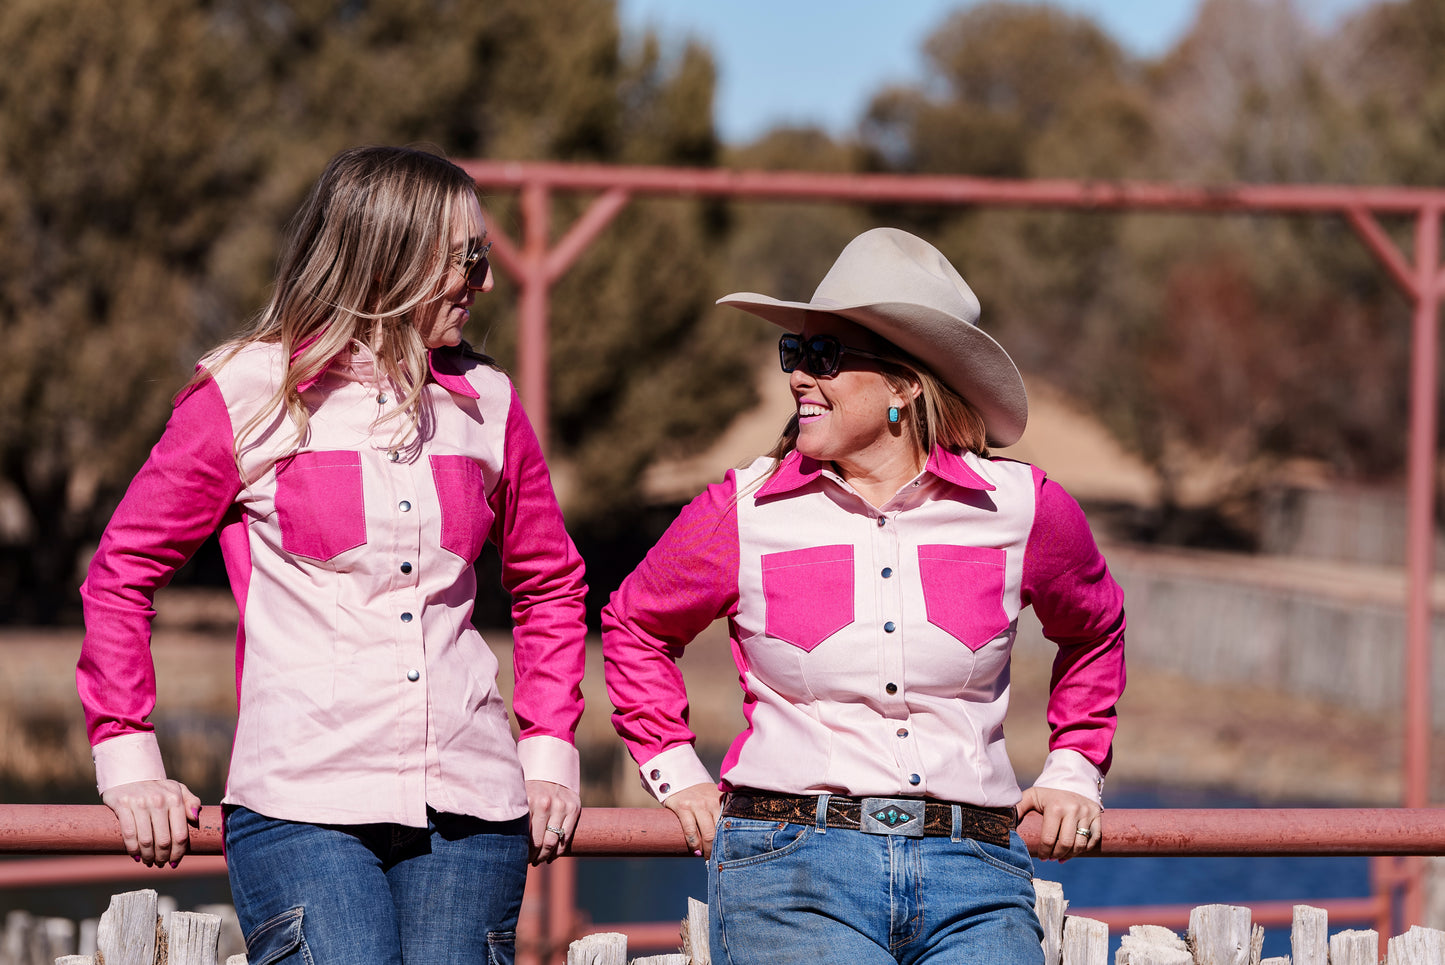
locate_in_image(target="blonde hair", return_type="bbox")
[763,340,989,467]
[191,145,482,465]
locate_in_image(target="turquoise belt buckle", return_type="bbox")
[860,797,926,837]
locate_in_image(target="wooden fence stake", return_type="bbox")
[53,957,92,965]
[566,931,627,964]
[1061,915,1107,965]
[1290,905,1327,965]
[1117,924,1190,964]
[1187,904,1253,965]
[1035,879,1067,965]
[629,956,685,965]
[1329,928,1380,965]
[223,955,248,965]
[194,904,246,961]
[1386,923,1445,963]
[94,889,158,965]
[166,911,222,965]
[683,896,709,965]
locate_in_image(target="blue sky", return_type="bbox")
[617,0,1379,144]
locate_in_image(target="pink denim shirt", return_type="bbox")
[602,448,1126,808]
[78,341,588,827]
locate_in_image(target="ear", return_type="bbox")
[895,376,922,407]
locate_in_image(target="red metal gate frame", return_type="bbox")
[459,160,1445,954]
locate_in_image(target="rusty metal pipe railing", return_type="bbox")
[5,805,1445,860]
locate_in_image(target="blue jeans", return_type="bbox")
[708,796,1044,964]
[224,805,529,965]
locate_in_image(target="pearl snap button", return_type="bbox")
[388,450,400,462]
[884,621,896,633]
[400,612,413,623]
[885,682,897,694]
[400,562,412,574]
[650,769,661,780]
[399,500,412,512]
[659,783,671,794]
[881,567,892,578]
[377,393,388,404]
[897,728,909,738]
[876,516,886,527]
[909,774,921,785]
[407,669,420,682]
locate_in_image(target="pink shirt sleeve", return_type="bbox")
[77,377,242,786]
[1021,466,1127,775]
[601,473,740,769]
[488,385,589,784]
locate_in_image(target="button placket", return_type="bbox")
[873,505,904,704]
[387,454,425,695]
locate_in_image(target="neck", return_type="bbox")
[831,446,926,509]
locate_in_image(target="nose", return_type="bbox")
[468,262,494,294]
[788,366,814,392]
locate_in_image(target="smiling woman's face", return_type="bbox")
[415,194,490,350]
[788,315,919,473]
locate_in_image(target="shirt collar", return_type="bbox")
[754,446,995,500]
[290,336,480,400]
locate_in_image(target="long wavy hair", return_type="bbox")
[763,335,989,469]
[192,145,482,466]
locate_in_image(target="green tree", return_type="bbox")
[854,0,1433,540]
[0,0,746,621]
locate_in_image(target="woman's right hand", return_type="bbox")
[101,780,202,867]
[663,782,722,859]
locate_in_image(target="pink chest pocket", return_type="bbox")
[761,544,854,652]
[918,544,1009,651]
[431,454,493,562]
[274,450,367,562]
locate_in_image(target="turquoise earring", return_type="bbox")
[888,406,900,424]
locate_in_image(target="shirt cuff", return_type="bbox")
[518,735,581,792]
[638,745,715,803]
[1031,748,1105,806]
[94,732,167,795]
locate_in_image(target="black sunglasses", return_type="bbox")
[779,333,890,378]
[454,239,493,290]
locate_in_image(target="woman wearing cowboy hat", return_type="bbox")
[602,227,1125,963]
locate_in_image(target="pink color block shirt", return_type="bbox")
[78,341,588,827]
[602,448,1125,808]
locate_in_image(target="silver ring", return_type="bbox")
[1075,828,1091,837]
[546,825,566,836]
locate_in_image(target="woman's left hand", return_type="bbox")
[526,780,581,865]
[1016,786,1100,862]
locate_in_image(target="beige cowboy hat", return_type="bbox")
[716,227,1028,447]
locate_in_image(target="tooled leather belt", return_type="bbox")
[721,788,1016,847]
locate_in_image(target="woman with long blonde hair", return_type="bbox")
[78,145,588,965]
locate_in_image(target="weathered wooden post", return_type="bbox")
[1290,904,1328,965]
[94,890,158,965]
[1329,928,1381,965]
[682,897,709,965]
[565,931,626,964]
[1061,915,1107,964]
[166,911,222,965]
[1117,924,1190,964]
[1386,923,1445,963]
[1186,904,1259,965]
[1035,879,1067,965]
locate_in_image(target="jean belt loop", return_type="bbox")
[951,804,963,842]
[814,793,831,834]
